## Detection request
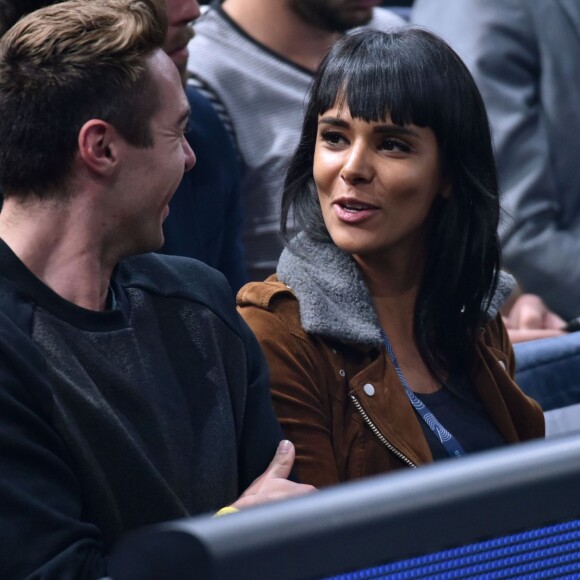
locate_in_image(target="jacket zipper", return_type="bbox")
[350,393,417,468]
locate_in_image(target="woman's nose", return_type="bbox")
[340,143,373,185]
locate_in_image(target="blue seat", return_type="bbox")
[515,333,580,412]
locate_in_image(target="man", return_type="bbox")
[187,0,404,281]
[412,0,580,321]
[0,1,312,577]
[0,0,247,292]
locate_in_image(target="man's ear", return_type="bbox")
[78,120,120,176]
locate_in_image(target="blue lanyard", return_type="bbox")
[380,330,465,458]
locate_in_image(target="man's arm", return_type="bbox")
[0,341,106,579]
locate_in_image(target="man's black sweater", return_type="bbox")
[0,241,282,579]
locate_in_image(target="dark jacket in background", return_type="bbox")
[161,85,247,293]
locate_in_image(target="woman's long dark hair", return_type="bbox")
[281,27,501,379]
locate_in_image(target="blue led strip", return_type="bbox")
[324,519,580,580]
[383,534,580,578]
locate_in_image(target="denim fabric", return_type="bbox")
[515,333,580,412]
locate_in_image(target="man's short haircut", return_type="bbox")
[0,0,167,199]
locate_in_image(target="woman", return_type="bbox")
[237,28,544,488]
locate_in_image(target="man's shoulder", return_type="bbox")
[0,285,45,375]
[118,253,236,313]
[0,278,38,334]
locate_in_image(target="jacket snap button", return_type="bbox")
[339,369,346,377]
[363,383,375,396]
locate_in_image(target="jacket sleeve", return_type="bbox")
[412,0,580,319]
[238,301,341,488]
[0,338,106,579]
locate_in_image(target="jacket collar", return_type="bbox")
[277,233,515,346]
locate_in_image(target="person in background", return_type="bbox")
[187,0,404,282]
[412,0,580,323]
[0,1,312,576]
[237,28,544,488]
[160,0,247,291]
[0,0,247,292]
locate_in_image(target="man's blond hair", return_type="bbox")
[0,0,167,199]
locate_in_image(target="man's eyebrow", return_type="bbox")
[318,116,420,138]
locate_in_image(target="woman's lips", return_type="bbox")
[332,200,379,223]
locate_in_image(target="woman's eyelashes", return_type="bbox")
[378,137,412,153]
[320,130,347,146]
[318,130,412,154]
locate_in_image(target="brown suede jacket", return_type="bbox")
[237,234,545,488]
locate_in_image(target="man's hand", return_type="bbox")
[503,293,565,343]
[231,440,316,510]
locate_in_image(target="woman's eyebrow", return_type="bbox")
[373,125,420,138]
[318,117,420,138]
[318,117,349,128]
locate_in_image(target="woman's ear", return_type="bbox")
[77,119,119,176]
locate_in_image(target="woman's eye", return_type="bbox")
[320,130,346,145]
[379,138,411,153]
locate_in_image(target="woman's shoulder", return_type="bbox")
[237,276,294,309]
[236,276,307,339]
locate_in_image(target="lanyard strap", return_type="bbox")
[380,330,465,458]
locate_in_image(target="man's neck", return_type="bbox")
[222,0,341,72]
[0,199,116,311]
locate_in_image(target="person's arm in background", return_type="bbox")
[411,0,580,320]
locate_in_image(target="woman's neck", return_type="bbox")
[354,250,442,394]
[354,250,423,340]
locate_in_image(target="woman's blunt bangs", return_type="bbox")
[313,28,457,135]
